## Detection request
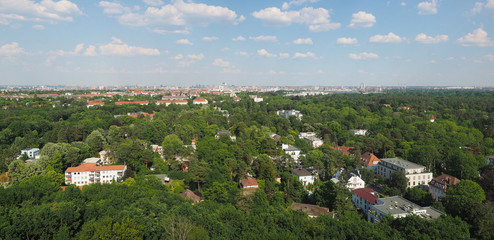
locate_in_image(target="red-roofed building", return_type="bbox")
[65,163,126,186]
[127,112,155,119]
[115,101,149,105]
[430,115,435,123]
[232,97,241,102]
[156,100,172,106]
[428,174,460,201]
[193,98,208,105]
[87,101,105,108]
[361,152,381,170]
[330,146,356,155]
[172,100,188,105]
[239,178,259,189]
[352,188,379,217]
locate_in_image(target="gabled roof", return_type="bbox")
[429,174,460,192]
[181,189,201,203]
[361,152,381,166]
[240,178,258,187]
[330,146,356,155]
[292,168,312,177]
[289,203,333,217]
[65,163,126,173]
[352,188,379,205]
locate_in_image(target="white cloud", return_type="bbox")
[32,24,44,30]
[370,32,404,43]
[171,54,184,60]
[178,60,196,67]
[281,0,318,10]
[235,51,249,56]
[43,55,56,66]
[485,54,494,61]
[100,37,160,56]
[348,11,376,28]
[337,37,358,45]
[187,53,204,60]
[415,33,448,44]
[0,42,25,56]
[212,58,231,68]
[0,0,82,25]
[349,52,379,60]
[152,29,189,34]
[232,36,246,41]
[257,49,276,58]
[279,53,290,58]
[83,45,97,56]
[317,69,324,74]
[100,0,244,32]
[202,36,218,41]
[249,35,278,42]
[457,28,493,47]
[252,7,340,32]
[143,0,164,6]
[55,43,84,56]
[293,38,313,45]
[470,0,494,14]
[418,0,438,15]
[401,2,407,6]
[294,52,316,58]
[99,1,128,14]
[176,39,193,45]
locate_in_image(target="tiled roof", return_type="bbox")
[181,189,201,203]
[352,188,378,205]
[115,101,149,105]
[330,146,356,155]
[292,168,312,177]
[240,178,258,187]
[361,152,381,166]
[289,203,333,217]
[65,163,126,173]
[87,101,104,106]
[429,174,460,192]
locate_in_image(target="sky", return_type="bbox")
[0,0,494,87]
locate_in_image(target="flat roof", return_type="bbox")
[373,196,442,220]
[380,158,425,170]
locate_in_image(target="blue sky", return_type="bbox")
[1,0,493,87]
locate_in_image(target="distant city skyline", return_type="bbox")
[1,0,493,86]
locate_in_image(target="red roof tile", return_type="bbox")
[361,152,381,166]
[352,188,378,205]
[65,163,126,173]
[240,178,259,187]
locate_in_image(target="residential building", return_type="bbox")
[65,163,126,186]
[289,203,335,218]
[115,101,149,105]
[430,115,435,123]
[277,109,303,120]
[331,168,365,190]
[282,144,303,163]
[181,189,201,204]
[352,188,379,217]
[330,146,356,156]
[350,129,368,136]
[171,100,188,105]
[151,144,164,158]
[18,148,40,159]
[239,178,259,189]
[486,156,494,165]
[376,158,433,188]
[298,132,324,148]
[87,101,104,108]
[428,174,460,201]
[361,152,381,170]
[215,130,236,141]
[292,168,315,186]
[193,98,208,104]
[368,196,443,223]
[270,133,281,143]
[249,95,263,102]
[156,100,172,106]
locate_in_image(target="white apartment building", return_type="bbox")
[65,163,127,186]
[368,196,443,223]
[282,144,303,163]
[376,158,433,188]
[18,148,40,159]
[277,110,303,120]
[298,132,324,148]
[352,188,379,218]
[428,174,460,201]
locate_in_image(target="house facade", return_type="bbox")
[282,144,303,163]
[19,148,40,159]
[361,152,381,171]
[277,110,303,120]
[428,173,460,201]
[376,158,433,188]
[65,163,126,186]
[352,188,379,217]
[292,168,315,186]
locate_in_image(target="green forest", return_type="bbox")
[0,90,493,239]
